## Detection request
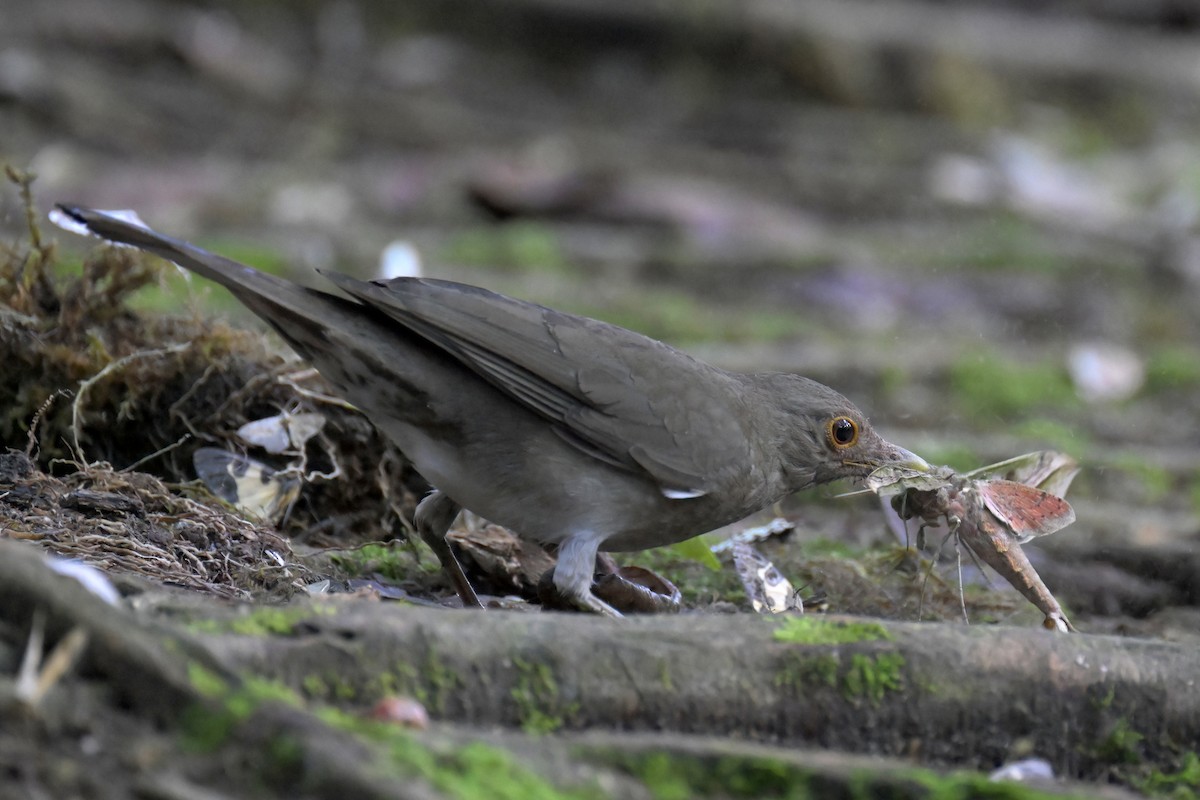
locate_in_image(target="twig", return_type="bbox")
[123,432,193,473]
[72,343,190,457]
[25,389,70,458]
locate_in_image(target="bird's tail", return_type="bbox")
[50,204,405,387]
[53,204,302,308]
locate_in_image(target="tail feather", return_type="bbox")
[51,204,400,373]
[53,205,301,305]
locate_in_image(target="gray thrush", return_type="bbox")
[55,205,928,616]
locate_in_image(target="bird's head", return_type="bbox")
[757,374,929,489]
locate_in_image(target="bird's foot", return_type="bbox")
[537,571,623,617]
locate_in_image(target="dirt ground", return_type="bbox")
[3,0,1200,797]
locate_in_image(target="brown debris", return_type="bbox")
[0,450,309,598]
[448,521,556,596]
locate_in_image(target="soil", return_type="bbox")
[2,0,1199,797]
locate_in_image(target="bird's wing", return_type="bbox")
[321,275,752,497]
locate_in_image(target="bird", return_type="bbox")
[54,205,929,616]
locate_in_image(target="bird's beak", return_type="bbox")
[886,445,931,473]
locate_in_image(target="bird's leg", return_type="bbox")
[414,490,483,609]
[553,532,622,617]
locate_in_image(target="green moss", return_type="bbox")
[1010,418,1090,455]
[186,603,331,637]
[949,352,1078,421]
[605,751,811,800]
[424,650,463,715]
[773,617,892,645]
[320,706,604,800]
[381,652,462,714]
[186,670,600,799]
[1093,684,1117,711]
[1145,345,1200,393]
[302,671,358,702]
[774,637,904,706]
[607,750,1102,800]
[511,657,578,735]
[188,662,231,698]
[263,733,305,779]
[842,652,905,705]
[1097,718,1145,765]
[1137,752,1200,799]
[775,653,839,693]
[182,677,303,753]
[440,222,573,275]
[390,661,426,704]
[331,542,426,581]
[301,673,328,698]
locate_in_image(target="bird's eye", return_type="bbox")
[826,416,859,449]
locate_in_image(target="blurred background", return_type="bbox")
[3,0,1200,576]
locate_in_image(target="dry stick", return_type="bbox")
[25,389,70,457]
[13,606,92,710]
[167,361,222,440]
[71,343,191,457]
[6,165,44,252]
[123,432,193,473]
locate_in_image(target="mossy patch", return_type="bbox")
[1010,418,1090,455]
[188,661,232,699]
[773,617,904,706]
[605,751,812,800]
[842,652,905,705]
[1144,345,1200,393]
[773,616,892,646]
[182,676,304,752]
[318,703,606,799]
[330,541,431,581]
[186,603,331,637]
[605,751,1087,800]
[775,650,905,706]
[1136,751,1200,799]
[186,670,601,800]
[1096,718,1145,766]
[301,671,359,702]
[949,351,1078,421]
[775,653,840,693]
[440,222,574,275]
[387,650,463,714]
[511,656,579,734]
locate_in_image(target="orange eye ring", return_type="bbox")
[826,416,859,450]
